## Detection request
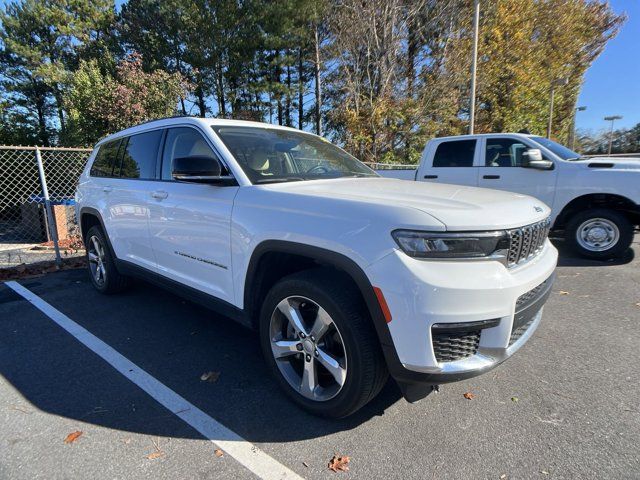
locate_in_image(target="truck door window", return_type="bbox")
[485,138,528,167]
[432,140,476,167]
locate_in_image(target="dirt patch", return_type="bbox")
[0,257,87,282]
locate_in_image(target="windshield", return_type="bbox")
[530,136,581,160]
[211,126,377,184]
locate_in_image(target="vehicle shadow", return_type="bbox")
[0,269,404,444]
[551,237,636,267]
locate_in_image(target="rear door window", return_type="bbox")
[119,130,163,179]
[432,140,477,167]
[90,139,121,177]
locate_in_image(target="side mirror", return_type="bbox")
[172,156,234,184]
[522,149,554,170]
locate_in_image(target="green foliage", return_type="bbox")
[64,54,190,145]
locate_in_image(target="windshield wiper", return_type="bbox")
[254,177,305,184]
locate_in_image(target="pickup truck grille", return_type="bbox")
[507,218,551,267]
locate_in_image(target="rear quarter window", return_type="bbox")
[90,140,121,177]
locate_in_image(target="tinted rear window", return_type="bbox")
[90,140,121,177]
[432,140,477,167]
[119,130,163,179]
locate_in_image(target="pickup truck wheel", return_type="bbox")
[259,269,388,418]
[566,209,633,259]
[85,226,130,294]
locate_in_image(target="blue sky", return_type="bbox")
[576,0,639,131]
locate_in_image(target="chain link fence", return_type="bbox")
[0,146,92,269]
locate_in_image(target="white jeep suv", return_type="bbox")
[75,117,558,418]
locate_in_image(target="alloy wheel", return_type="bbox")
[269,296,347,401]
[87,235,107,286]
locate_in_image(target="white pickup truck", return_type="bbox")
[380,133,640,259]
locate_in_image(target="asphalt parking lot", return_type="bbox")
[1,238,639,480]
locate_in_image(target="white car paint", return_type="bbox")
[76,118,557,382]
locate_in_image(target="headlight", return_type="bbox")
[392,230,510,259]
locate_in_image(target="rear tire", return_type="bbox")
[259,268,388,418]
[565,208,633,259]
[85,225,130,294]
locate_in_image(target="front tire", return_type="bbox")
[85,225,130,294]
[565,208,633,259]
[259,269,388,418]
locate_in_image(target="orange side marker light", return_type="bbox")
[373,287,392,323]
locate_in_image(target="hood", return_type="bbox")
[574,157,640,171]
[264,177,549,230]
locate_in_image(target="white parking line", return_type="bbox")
[6,281,304,480]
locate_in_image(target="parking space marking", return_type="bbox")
[5,281,304,480]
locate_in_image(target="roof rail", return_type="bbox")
[132,114,199,127]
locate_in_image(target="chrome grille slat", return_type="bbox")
[507,218,550,267]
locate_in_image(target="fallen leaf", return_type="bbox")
[558,291,570,295]
[146,451,164,460]
[63,431,83,444]
[511,397,519,403]
[500,475,507,479]
[328,455,350,472]
[214,449,224,457]
[200,371,220,383]
[463,392,475,400]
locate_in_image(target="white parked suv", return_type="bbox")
[76,117,558,417]
[380,133,640,259]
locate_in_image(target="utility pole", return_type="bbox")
[469,0,480,135]
[547,78,569,138]
[569,106,587,150]
[604,115,622,155]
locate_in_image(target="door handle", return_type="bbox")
[483,175,500,179]
[102,186,113,193]
[423,175,438,179]
[151,190,168,200]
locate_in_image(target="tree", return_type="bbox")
[64,54,190,145]
[0,0,116,137]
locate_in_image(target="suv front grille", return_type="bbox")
[507,218,551,267]
[432,331,480,362]
[509,317,535,345]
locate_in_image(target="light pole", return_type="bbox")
[547,77,569,138]
[469,0,480,134]
[569,106,587,150]
[604,115,622,155]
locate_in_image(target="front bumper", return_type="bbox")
[365,241,558,399]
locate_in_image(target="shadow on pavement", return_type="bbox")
[0,269,403,444]
[551,238,636,267]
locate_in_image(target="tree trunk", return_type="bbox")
[313,24,322,136]
[285,61,292,127]
[195,75,206,117]
[275,50,283,125]
[53,88,65,137]
[216,67,226,117]
[298,48,304,129]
